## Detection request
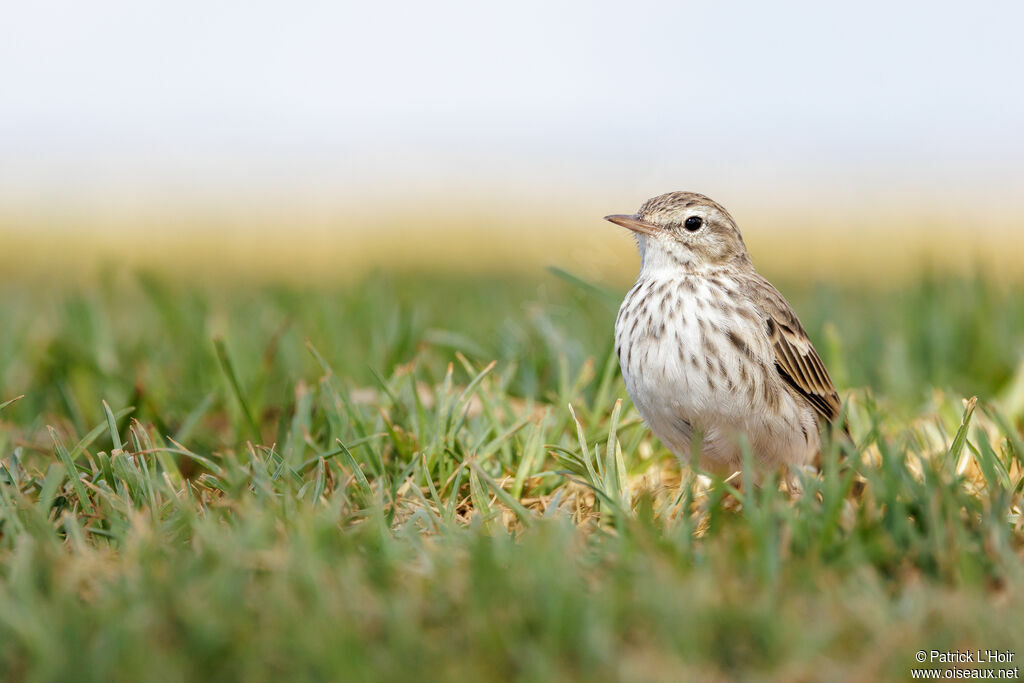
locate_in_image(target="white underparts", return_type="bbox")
[614,271,819,475]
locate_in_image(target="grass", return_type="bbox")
[1,266,1024,681]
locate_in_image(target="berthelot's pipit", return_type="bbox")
[607,191,840,476]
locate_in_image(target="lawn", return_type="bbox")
[1,265,1023,681]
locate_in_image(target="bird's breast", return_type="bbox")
[614,273,777,451]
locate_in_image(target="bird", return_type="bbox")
[606,191,841,477]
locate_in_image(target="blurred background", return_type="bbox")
[2,0,1023,281]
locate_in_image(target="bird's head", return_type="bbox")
[605,192,751,272]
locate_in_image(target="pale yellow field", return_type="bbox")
[3,199,1022,285]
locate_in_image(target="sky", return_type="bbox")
[2,0,1023,210]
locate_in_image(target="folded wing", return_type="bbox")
[743,275,841,422]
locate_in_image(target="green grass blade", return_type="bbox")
[49,427,94,515]
[0,395,24,412]
[214,336,261,442]
[102,400,124,452]
[469,461,533,526]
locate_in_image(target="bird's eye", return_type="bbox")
[684,216,703,232]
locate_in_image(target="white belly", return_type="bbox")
[614,274,818,474]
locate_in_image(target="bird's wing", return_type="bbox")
[743,275,841,422]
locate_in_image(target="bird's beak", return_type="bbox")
[604,214,659,237]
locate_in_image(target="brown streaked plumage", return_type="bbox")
[740,273,841,422]
[607,191,841,475]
